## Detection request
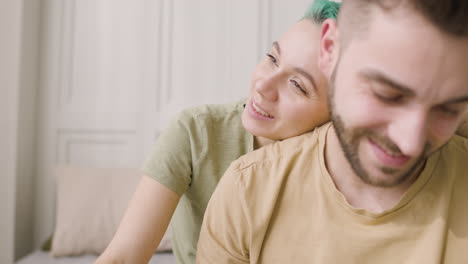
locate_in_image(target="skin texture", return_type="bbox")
[319,8,468,213]
[96,20,330,264]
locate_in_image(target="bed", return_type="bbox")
[16,167,176,264]
[16,251,175,264]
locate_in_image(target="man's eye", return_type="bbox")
[374,92,403,103]
[437,105,459,116]
[290,80,307,95]
[266,53,277,64]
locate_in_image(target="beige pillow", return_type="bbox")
[51,166,172,257]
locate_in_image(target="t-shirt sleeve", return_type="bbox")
[141,111,194,196]
[196,162,250,264]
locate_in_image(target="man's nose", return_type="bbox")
[389,110,428,158]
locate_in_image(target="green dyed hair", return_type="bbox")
[303,0,341,24]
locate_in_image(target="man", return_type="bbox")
[196,0,468,263]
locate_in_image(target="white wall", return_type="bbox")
[0,0,41,262]
[15,0,41,259]
[0,0,22,262]
[0,82,18,264]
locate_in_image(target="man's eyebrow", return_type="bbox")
[443,95,468,105]
[362,69,468,105]
[360,69,415,96]
[272,41,281,55]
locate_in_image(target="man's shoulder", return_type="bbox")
[443,134,468,157]
[228,123,330,188]
[235,133,317,168]
[433,135,468,186]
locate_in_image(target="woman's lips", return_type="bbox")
[369,138,410,168]
[248,100,274,120]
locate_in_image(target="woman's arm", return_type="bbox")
[96,175,179,264]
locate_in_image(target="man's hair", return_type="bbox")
[339,0,468,38]
[303,0,341,24]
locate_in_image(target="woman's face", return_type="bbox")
[242,20,330,140]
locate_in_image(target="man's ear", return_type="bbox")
[318,18,339,78]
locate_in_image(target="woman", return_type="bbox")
[96,1,340,263]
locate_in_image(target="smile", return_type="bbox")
[369,138,410,167]
[249,100,274,119]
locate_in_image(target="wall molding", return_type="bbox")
[157,0,174,111]
[57,0,76,108]
[257,0,272,61]
[56,129,136,164]
[64,139,126,164]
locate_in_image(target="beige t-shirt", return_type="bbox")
[142,100,253,264]
[197,122,468,264]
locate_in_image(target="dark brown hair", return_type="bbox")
[413,0,468,36]
[339,0,468,38]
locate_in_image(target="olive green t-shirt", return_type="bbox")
[198,122,468,263]
[142,100,253,264]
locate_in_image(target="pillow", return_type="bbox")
[51,166,172,257]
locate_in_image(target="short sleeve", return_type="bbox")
[141,111,194,196]
[196,162,250,264]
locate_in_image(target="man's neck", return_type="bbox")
[324,126,420,214]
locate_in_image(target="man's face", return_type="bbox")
[329,8,468,187]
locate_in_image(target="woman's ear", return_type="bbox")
[318,18,339,78]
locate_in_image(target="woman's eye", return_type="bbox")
[266,53,277,64]
[290,80,307,95]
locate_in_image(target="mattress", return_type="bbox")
[16,250,176,264]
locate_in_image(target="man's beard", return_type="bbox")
[328,68,430,188]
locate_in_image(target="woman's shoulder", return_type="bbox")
[173,99,246,129]
[181,99,245,119]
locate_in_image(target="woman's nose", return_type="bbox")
[255,72,281,101]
